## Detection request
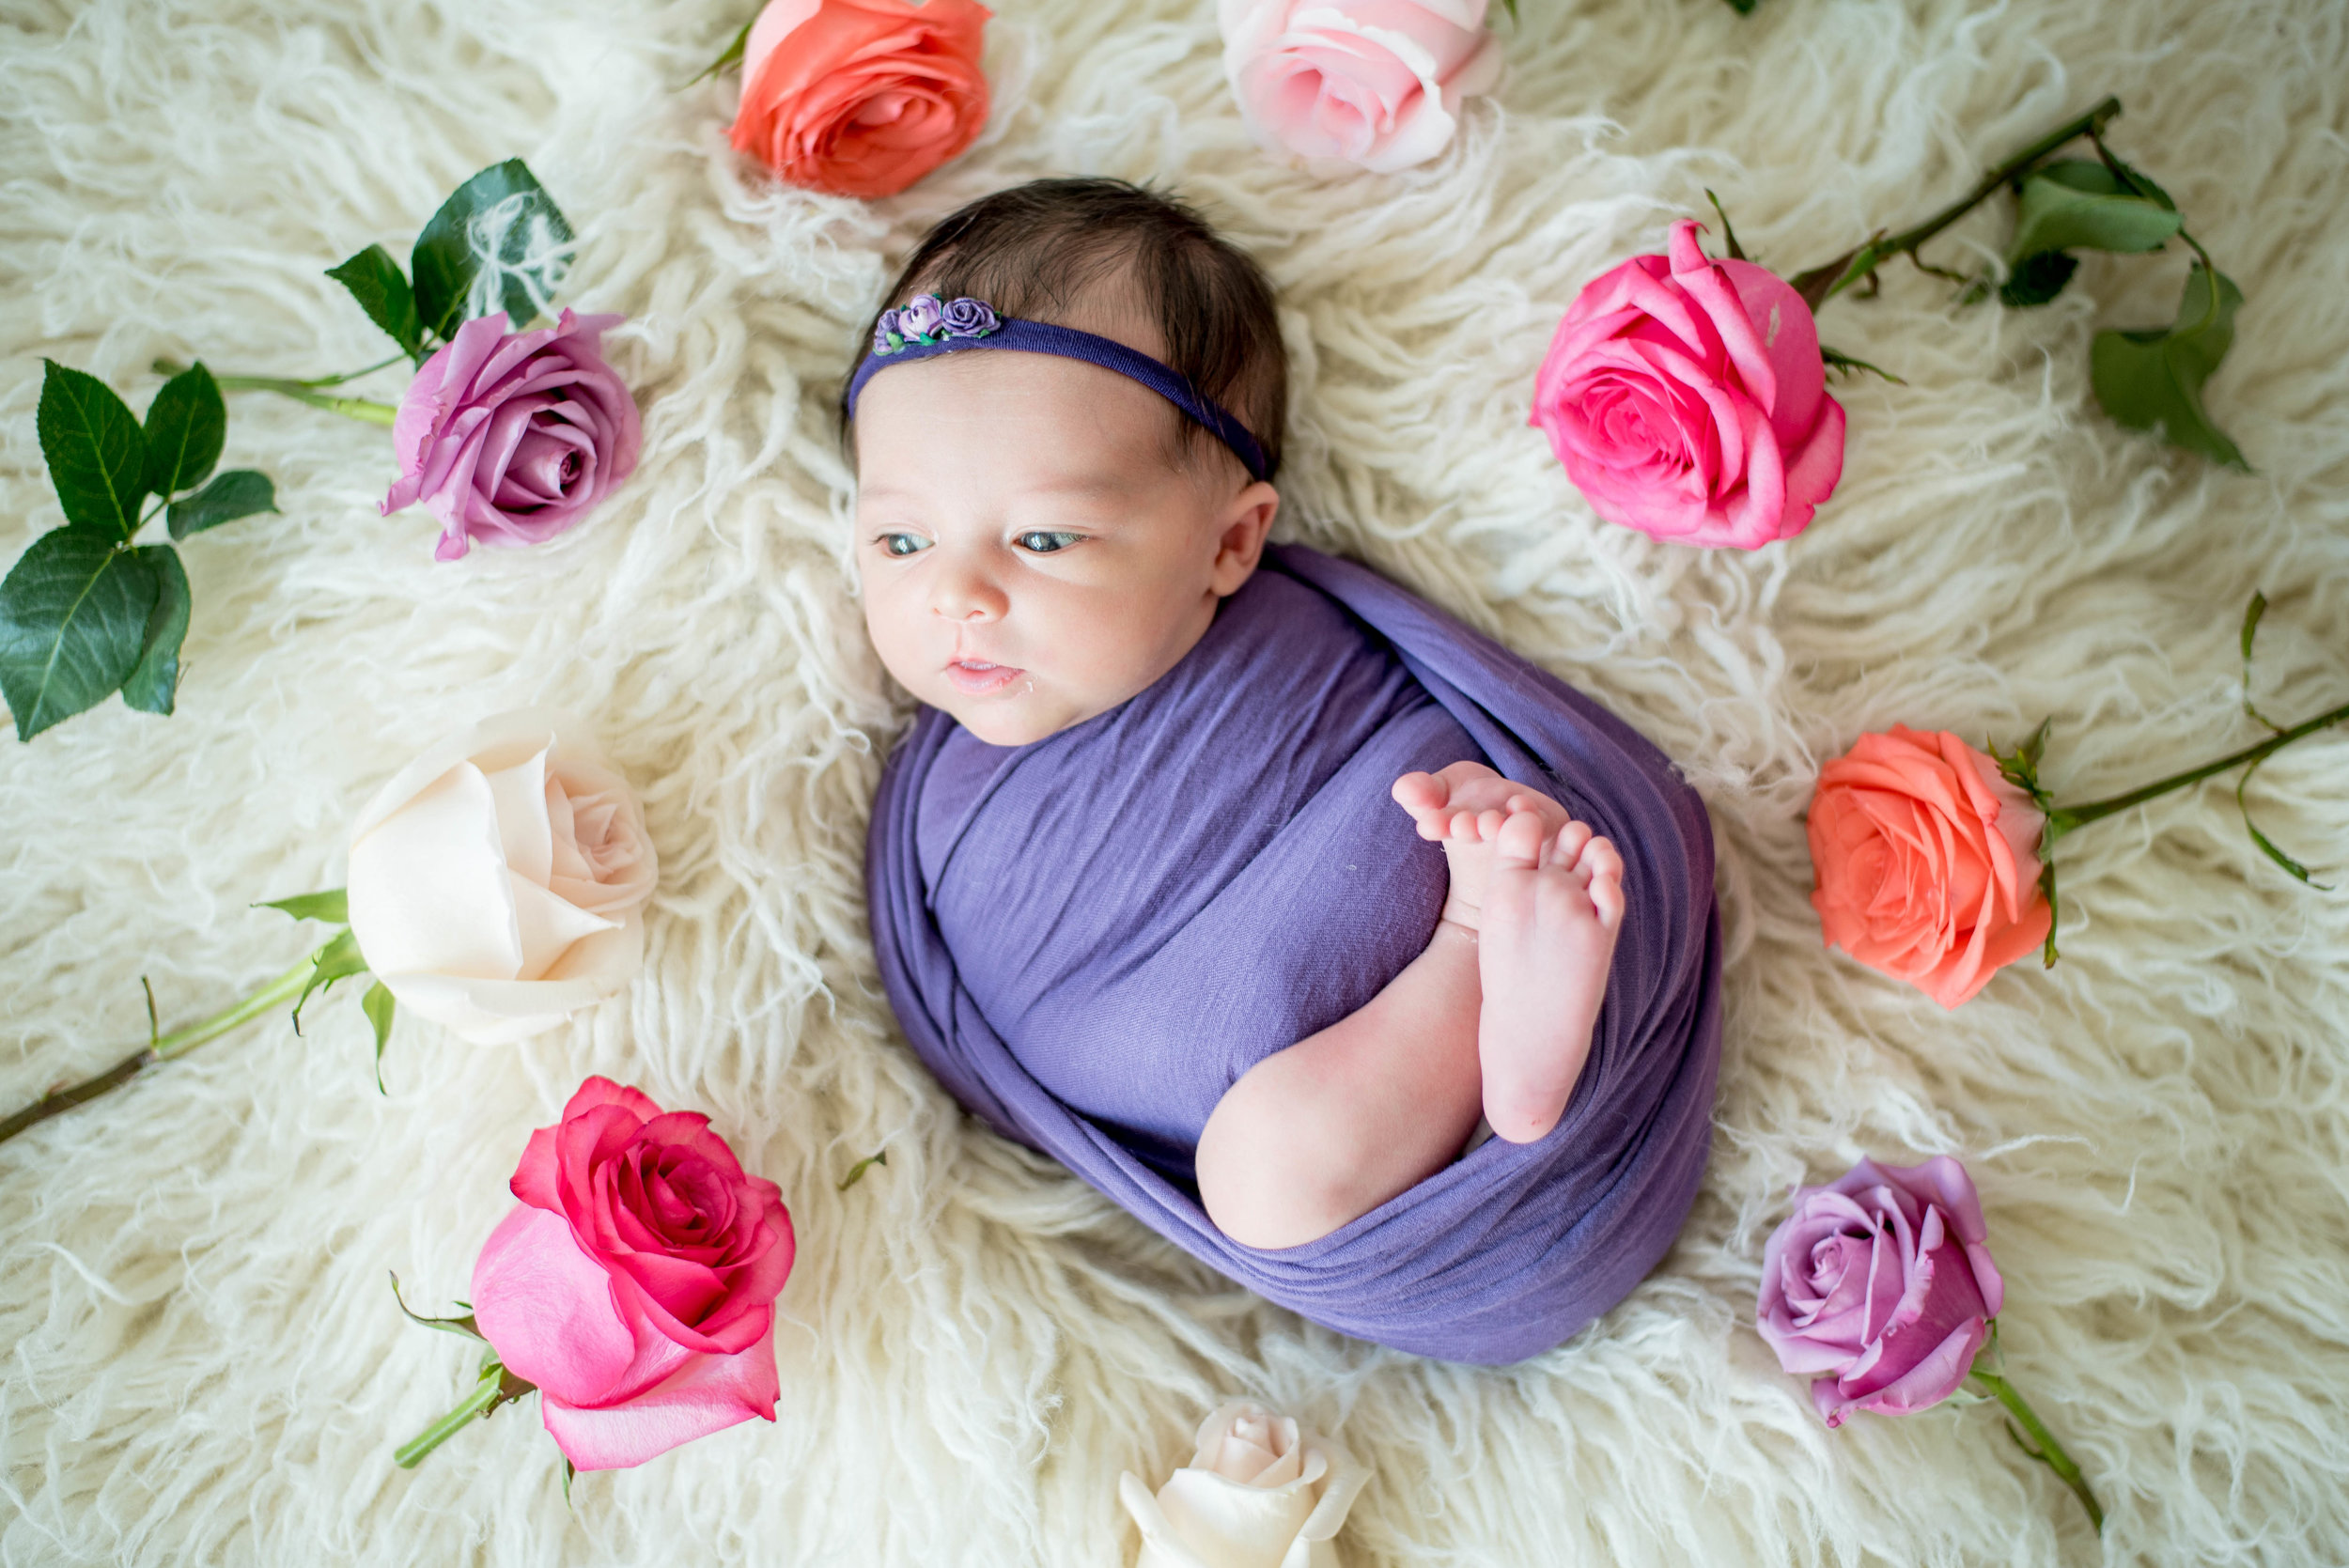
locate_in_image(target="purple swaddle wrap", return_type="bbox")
[866,543,1721,1362]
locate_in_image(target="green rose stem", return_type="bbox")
[1791,95,2125,309]
[151,355,399,427]
[2039,696,2349,841]
[0,956,313,1146]
[394,1364,537,1468]
[1966,1369,2105,1531]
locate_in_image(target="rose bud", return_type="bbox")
[1118,1400,1369,1568]
[346,709,657,1045]
[471,1077,795,1470]
[1220,0,1501,174]
[1532,219,1845,549]
[381,309,642,562]
[1807,725,2052,1008]
[1757,1157,2005,1428]
[727,0,992,200]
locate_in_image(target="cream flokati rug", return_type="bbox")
[3,0,2347,1561]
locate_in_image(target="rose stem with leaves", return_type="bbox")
[1967,1368,2105,1531]
[0,894,391,1147]
[151,356,400,426]
[1787,96,2124,308]
[2003,593,2347,961]
[0,960,309,1143]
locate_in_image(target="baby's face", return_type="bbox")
[854,335,1276,747]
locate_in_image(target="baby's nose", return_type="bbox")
[929,564,1007,621]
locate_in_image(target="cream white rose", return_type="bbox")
[1119,1401,1369,1568]
[346,708,657,1045]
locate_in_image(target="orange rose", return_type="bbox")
[727,0,991,200]
[1807,726,2053,1009]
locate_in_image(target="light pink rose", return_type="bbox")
[1756,1157,2004,1428]
[471,1077,795,1470]
[1531,219,1845,549]
[382,308,642,562]
[1220,0,1502,174]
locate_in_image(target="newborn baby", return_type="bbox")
[856,179,1719,1361]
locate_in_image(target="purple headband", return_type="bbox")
[846,293,1273,483]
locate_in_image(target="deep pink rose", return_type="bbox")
[1756,1157,2004,1428]
[382,308,642,562]
[1220,0,1501,174]
[471,1077,795,1470]
[1532,219,1845,550]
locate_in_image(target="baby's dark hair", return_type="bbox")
[842,178,1286,479]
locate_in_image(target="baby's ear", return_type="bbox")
[1210,480,1280,596]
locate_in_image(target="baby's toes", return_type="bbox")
[1578,837,1626,929]
[1544,819,1594,872]
[1495,809,1551,868]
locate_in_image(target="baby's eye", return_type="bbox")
[879,533,930,557]
[1016,531,1083,554]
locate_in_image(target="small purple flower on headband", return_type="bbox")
[939,297,999,336]
[898,294,946,340]
[869,293,1003,356]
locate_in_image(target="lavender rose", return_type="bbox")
[1756,1156,2005,1428]
[938,296,998,336]
[872,310,904,354]
[382,308,642,562]
[896,294,945,341]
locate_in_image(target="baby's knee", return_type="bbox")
[1196,1073,1361,1250]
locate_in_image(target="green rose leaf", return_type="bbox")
[0,529,158,740]
[292,926,370,1032]
[410,159,574,342]
[117,544,191,715]
[2007,161,2183,260]
[140,363,226,501]
[256,888,350,923]
[2090,144,2177,212]
[1999,250,2080,309]
[328,243,428,364]
[363,980,397,1092]
[38,361,148,540]
[2090,263,2248,469]
[167,470,278,539]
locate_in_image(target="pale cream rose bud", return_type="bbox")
[346,708,657,1045]
[1119,1401,1369,1568]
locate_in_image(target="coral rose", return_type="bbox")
[382,309,641,562]
[1220,0,1501,174]
[1807,725,2052,1009]
[472,1077,796,1471]
[1119,1400,1370,1568]
[728,0,992,199]
[346,709,657,1045]
[1756,1157,2004,1428]
[1532,219,1845,549]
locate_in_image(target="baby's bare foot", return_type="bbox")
[1476,809,1625,1143]
[1392,762,1572,931]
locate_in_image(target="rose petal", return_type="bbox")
[472,1204,636,1409]
[538,1320,780,1472]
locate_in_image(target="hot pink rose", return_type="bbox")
[1757,1157,2004,1428]
[1808,726,2052,1009]
[1219,0,1501,174]
[382,309,642,562]
[471,1077,795,1470]
[1532,219,1845,549]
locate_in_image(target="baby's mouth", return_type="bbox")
[945,659,1024,696]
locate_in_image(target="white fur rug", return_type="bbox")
[5,0,2347,1561]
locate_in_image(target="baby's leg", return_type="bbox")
[1475,810,1624,1142]
[1195,912,1486,1251]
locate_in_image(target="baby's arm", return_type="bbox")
[1196,763,1622,1250]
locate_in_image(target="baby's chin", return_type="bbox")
[933,683,1087,749]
